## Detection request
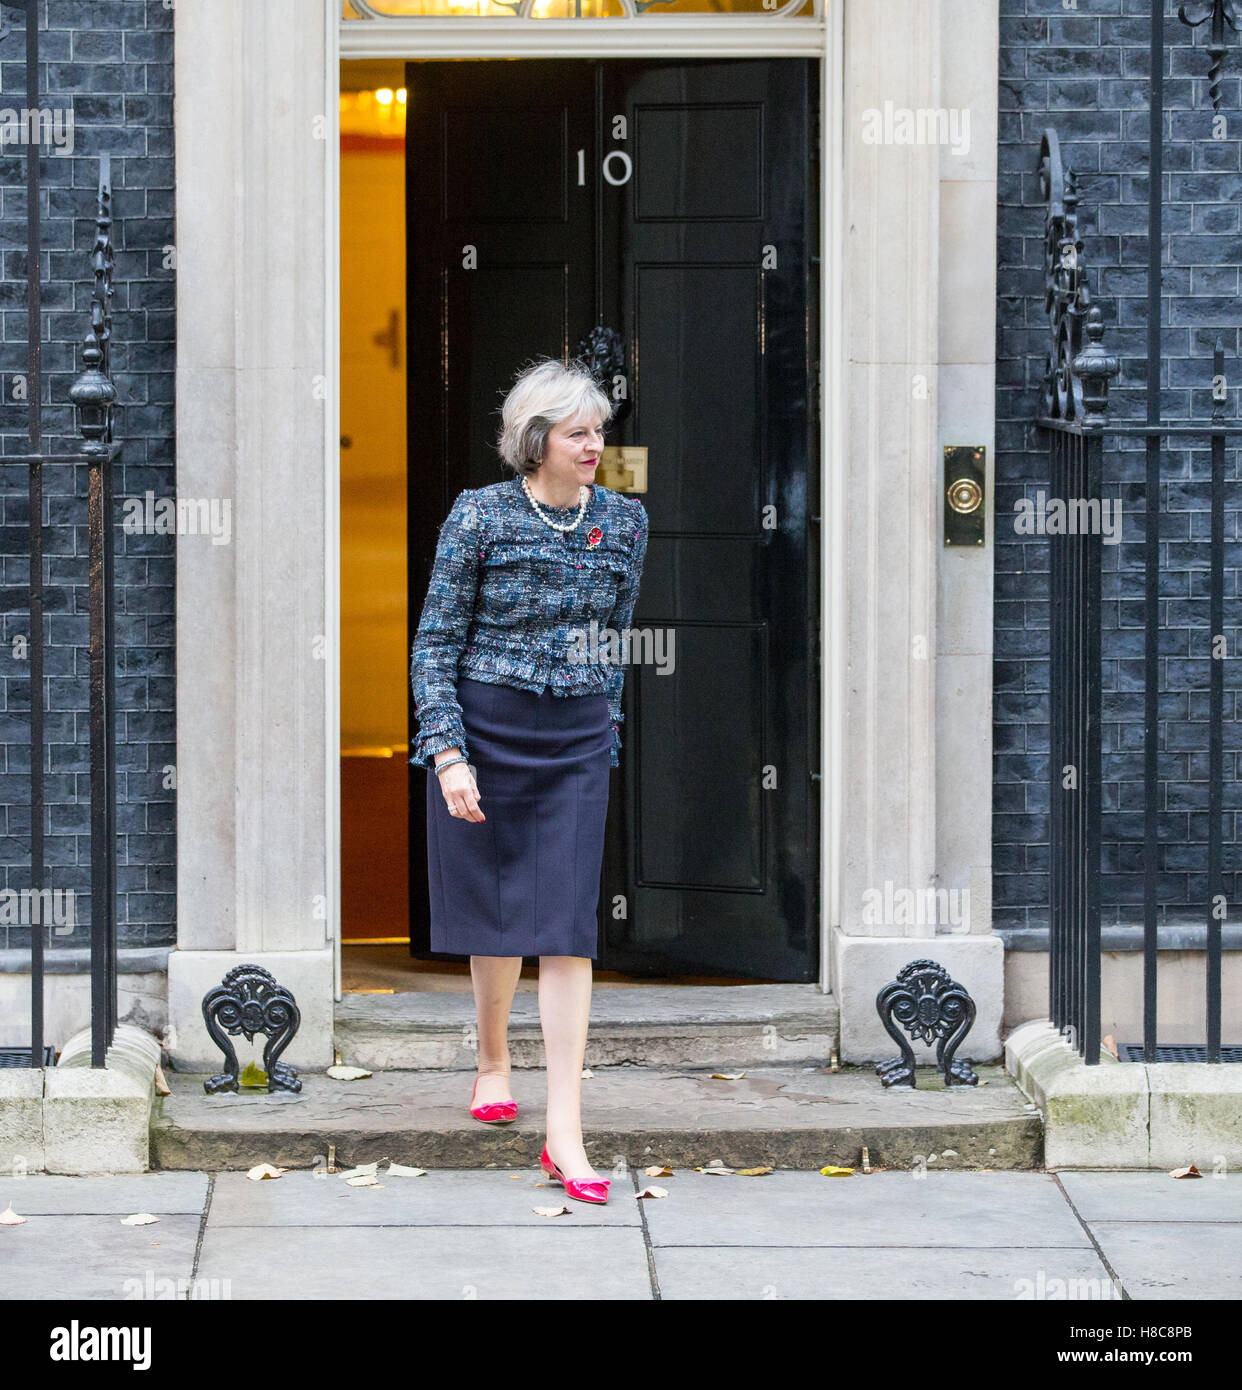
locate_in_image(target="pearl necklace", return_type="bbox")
[521,474,589,532]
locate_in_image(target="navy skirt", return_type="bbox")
[425,677,612,958]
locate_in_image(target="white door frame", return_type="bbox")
[327,8,845,998]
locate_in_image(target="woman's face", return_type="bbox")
[537,414,604,491]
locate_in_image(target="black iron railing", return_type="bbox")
[1035,4,1242,1065]
[4,0,121,1068]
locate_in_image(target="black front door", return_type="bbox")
[407,58,819,981]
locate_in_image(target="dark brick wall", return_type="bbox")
[0,0,174,951]
[996,0,1242,931]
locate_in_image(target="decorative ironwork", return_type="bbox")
[1178,0,1239,114]
[574,323,632,424]
[875,959,978,1089]
[201,965,303,1095]
[68,157,116,456]
[10,0,123,1070]
[1039,130,1089,426]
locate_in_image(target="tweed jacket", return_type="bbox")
[410,476,649,770]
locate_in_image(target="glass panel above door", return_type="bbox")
[344,0,819,19]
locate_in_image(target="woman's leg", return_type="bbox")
[470,955,523,1104]
[538,954,600,1181]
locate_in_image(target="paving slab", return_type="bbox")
[194,1223,652,1299]
[0,1215,202,1300]
[1059,1170,1242,1223]
[206,1167,640,1226]
[1086,1222,1242,1300]
[653,1245,1120,1301]
[0,1172,208,1215]
[640,1171,1092,1249]
[151,1064,1041,1171]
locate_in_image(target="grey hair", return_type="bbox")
[495,356,614,477]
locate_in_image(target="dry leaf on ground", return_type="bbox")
[385,1162,427,1177]
[326,1064,373,1081]
[246,1163,287,1181]
[346,1174,380,1187]
[580,1068,594,1079]
[338,1162,379,1181]
[0,1203,26,1225]
[532,1205,571,1217]
[1169,1164,1202,1179]
[644,1164,673,1177]
[635,1185,669,1199]
[696,1163,736,1175]
[711,1071,746,1080]
[153,1065,171,1096]
[120,1213,159,1226]
[736,1166,774,1176]
[820,1165,854,1177]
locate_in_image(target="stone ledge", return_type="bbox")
[1004,1017,1242,1170]
[0,1023,162,1175]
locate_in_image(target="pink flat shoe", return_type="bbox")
[469,1076,517,1125]
[540,1143,610,1205]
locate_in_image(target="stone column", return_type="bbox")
[167,0,334,1070]
[832,0,1003,1060]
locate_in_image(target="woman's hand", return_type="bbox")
[434,750,485,822]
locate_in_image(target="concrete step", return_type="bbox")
[333,984,841,1071]
[150,1063,1043,1172]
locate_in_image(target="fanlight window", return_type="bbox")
[343,0,818,18]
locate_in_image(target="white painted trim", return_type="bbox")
[326,3,344,1004]
[334,26,836,990]
[340,15,826,57]
[819,0,842,995]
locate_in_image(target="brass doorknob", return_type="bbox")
[947,477,983,514]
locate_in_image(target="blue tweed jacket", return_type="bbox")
[410,476,649,770]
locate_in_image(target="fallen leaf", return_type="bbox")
[239,1061,268,1088]
[580,1068,594,1079]
[711,1071,746,1080]
[697,1164,736,1175]
[635,1185,669,1199]
[644,1164,673,1177]
[0,1203,26,1225]
[120,1213,159,1226]
[1169,1164,1202,1179]
[246,1163,287,1181]
[819,1165,854,1177]
[736,1166,774,1176]
[385,1162,426,1178]
[346,1174,380,1187]
[338,1162,379,1181]
[326,1064,373,1081]
[1102,1034,1119,1061]
[153,1065,171,1096]
[532,1205,571,1217]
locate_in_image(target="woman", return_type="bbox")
[410,356,649,1205]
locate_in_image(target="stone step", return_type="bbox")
[150,1063,1043,1172]
[333,984,841,1071]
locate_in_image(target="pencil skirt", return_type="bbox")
[425,676,613,958]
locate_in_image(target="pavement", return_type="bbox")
[2,1167,1238,1300]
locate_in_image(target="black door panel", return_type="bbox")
[406,58,819,981]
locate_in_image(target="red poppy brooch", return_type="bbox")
[586,525,603,548]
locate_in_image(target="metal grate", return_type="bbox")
[0,1046,55,1067]
[1120,1044,1242,1064]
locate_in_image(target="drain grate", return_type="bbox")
[0,1045,55,1067]
[1120,1043,1242,1063]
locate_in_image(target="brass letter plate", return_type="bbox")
[596,445,648,493]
